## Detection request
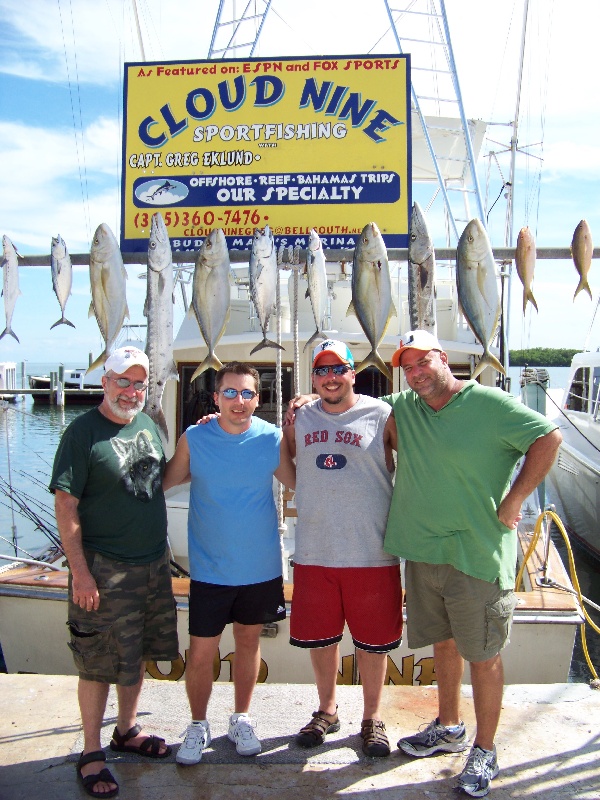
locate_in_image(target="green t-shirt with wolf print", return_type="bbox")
[50,407,167,564]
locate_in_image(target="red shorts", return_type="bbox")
[290,564,403,652]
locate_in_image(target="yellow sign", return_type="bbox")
[121,55,411,252]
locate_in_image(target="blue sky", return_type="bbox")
[0,0,598,364]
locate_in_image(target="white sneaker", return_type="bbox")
[228,713,261,756]
[176,721,211,765]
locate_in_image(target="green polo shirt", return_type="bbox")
[381,381,557,589]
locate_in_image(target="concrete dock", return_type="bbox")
[1,674,599,799]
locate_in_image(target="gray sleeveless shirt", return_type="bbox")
[293,395,397,567]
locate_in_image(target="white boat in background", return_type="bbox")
[547,351,600,562]
[28,366,104,404]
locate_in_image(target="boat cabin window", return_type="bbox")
[565,367,589,413]
[354,367,390,399]
[592,368,600,419]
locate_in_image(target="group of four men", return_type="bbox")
[51,332,560,799]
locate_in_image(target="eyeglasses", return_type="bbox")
[312,364,352,377]
[107,376,148,391]
[220,388,258,400]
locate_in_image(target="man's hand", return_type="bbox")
[496,496,523,530]
[284,394,316,426]
[71,571,100,611]
[197,412,220,425]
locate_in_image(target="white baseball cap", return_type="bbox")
[312,339,355,369]
[104,346,149,376]
[391,330,443,367]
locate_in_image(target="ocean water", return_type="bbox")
[1,362,598,681]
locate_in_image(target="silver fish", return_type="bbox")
[456,218,504,380]
[143,213,178,439]
[408,202,437,334]
[303,229,328,352]
[249,224,284,355]
[571,219,593,301]
[515,226,538,314]
[87,223,129,374]
[1,235,21,343]
[348,221,396,381]
[50,234,75,329]
[190,229,231,381]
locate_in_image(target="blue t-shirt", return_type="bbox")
[186,416,282,585]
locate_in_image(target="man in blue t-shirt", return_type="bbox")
[164,361,295,766]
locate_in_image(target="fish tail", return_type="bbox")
[471,350,506,381]
[522,289,538,315]
[87,351,108,374]
[573,279,592,301]
[355,349,393,382]
[303,329,327,352]
[50,317,76,330]
[0,327,19,343]
[190,353,224,382]
[250,338,285,355]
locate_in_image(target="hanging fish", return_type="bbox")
[50,234,75,329]
[515,227,538,315]
[408,202,437,334]
[144,213,178,439]
[456,219,504,380]
[190,229,232,381]
[0,235,22,343]
[249,225,284,355]
[87,223,129,374]
[348,221,396,381]
[303,229,329,352]
[571,219,593,301]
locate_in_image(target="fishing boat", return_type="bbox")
[28,366,103,404]
[546,351,600,561]
[0,0,591,687]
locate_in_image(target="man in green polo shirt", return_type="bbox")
[386,330,561,798]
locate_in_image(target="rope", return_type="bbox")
[275,259,285,536]
[516,509,600,687]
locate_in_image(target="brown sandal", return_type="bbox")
[110,724,171,758]
[296,708,340,748]
[360,719,390,757]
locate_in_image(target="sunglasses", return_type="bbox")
[107,376,148,391]
[220,388,258,400]
[312,364,352,376]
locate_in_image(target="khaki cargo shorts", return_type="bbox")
[67,549,179,685]
[405,561,517,663]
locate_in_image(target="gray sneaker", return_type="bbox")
[397,717,468,757]
[456,745,499,797]
[176,722,211,765]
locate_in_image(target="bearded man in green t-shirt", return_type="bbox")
[50,346,178,799]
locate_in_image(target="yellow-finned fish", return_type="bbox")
[348,221,396,381]
[143,213,178,439]
[515,226,538,315]
[87,223,129,374]
[408,202,437,334]
[456,219,504,380]
[190,229,232,381]
[303,228,328,352]
[571,219,593,301]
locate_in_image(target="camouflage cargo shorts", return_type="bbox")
[67,548,179,686]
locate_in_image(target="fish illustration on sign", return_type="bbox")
[143,213,178,439]
[249,225,284,355]
[190,229,232,381]
[347,222,396,381]
[87,223,129,374]
[456,219,504,380]
[50,234,75,329]
[515,227,538,315]
[571,219,593,301]
[408,202,437,334]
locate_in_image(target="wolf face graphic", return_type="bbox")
[110,430,162,502]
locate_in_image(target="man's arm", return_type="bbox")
[163,432,191,491]
[54,489,100,611]
[274,433,296,489]
[497,428,562,529]
[382,411,397,472]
